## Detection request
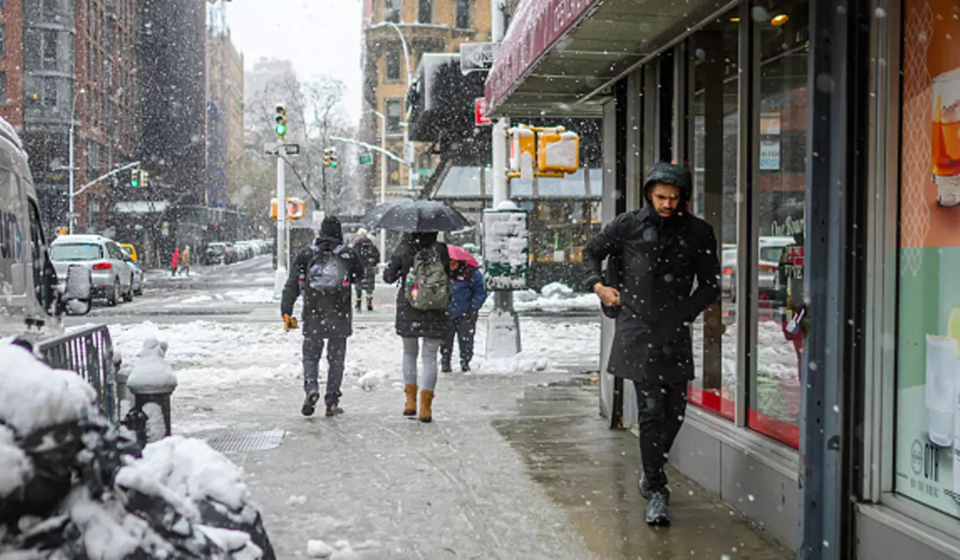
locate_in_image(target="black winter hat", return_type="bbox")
[320,216,343,241]
[643,162,692,205]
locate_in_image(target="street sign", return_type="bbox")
[358,153,373,165]
[475,98,491,126]
[282,143,300,156]
[264,142,280,155]
[414,168,434,177]
[460,42,498,74]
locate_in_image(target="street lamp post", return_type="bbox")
[368,109,388,266]
[385,22,415,194]
[68,88,86,234]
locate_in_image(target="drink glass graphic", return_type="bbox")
[932,68,960,207]
[926,335,959,447]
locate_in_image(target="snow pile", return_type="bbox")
[513,282,600,313]
[306,538,377,559]
[0,343,95,435]
[0,426,31,498]
[126,338,177,394]
[116,436,256,525]
[179,294,214,305]
[475,355,549,375]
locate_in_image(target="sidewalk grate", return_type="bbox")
[201,429,286,453]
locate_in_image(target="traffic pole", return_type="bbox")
[273,150,286,299]
[485,0,521,359]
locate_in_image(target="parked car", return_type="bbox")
[0,115,93,341]
[719,237,796,302]
[224,243,239,264]
[121,250,144,296]
[205,242,228,265]
[50,235,135,306]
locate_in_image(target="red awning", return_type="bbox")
[485,0,602,114]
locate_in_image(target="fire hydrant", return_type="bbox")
[127,338,177,446]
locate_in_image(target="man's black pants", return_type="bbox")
[634,381,688,493]
[441,312,477,364]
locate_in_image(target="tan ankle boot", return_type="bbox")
[419,390,434,423]
[404,384,418,416]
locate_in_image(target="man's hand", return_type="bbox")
[282,313,299,331]
[593,283,621,307]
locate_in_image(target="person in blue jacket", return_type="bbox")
[441,257,487,372]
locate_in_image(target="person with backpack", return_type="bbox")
[352,228,380,312]
[441,255,487,373]
[281,216,364,417]
[383,232,452,423]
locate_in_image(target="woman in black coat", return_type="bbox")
[383,232,451,422]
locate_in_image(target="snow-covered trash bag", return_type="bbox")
[0,342,275,559]
[114,436,274,559]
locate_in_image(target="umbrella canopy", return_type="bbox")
[359,201,399,230]
[364,199,470,232]
[447,245,478,266]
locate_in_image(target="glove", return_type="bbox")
[282,313,298,331]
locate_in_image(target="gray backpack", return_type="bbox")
[306,246,349,295]
[404,246,450,311]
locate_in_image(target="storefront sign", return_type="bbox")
[475,98,491,126]
[896,0,960,520]
[482,210,529,291]
[760,140,781,170]
[460,42,498,74]
[485,0,601,111]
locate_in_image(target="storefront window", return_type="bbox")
[895,0,960,520]
[688,12,739,420]
[749,1,809,448]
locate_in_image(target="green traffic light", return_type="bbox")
[275,123,286,136]
[131,180,139,188]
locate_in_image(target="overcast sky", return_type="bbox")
[224,0,364,122]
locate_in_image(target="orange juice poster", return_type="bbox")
[901,0,960,250]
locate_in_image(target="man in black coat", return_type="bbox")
[583,162,721,526]
[352,228,380,312]
[281,216,364,417]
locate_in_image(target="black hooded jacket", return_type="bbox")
[383,232,452,339]
[281,232,364,340]
[582,163,721,384]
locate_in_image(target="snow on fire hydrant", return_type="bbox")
[126,338,177,446]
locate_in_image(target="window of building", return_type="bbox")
[456,0,470,29]
[42,30,58,70]
[747,0,809,448]
[0,73,6,107]
[86,195,100,232]
[43,77,57,107]
[418,0,431,24]
[386,99,402,132]
[0,24,5,58]
[383,0,399,23]
[687,13,739,420]
[385,51,401,82]
[894,0,960,521]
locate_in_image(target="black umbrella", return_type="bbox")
[363,199,470,232]
[359,201,399,230]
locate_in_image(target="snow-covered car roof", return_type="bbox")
[51,234,114,245]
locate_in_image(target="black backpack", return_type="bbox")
[306,246,349,295]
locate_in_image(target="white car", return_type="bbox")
[720,237,796,301]
[50,235,135,306]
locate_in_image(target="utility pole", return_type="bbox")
[486,0,521,359]
[273,104,288,299]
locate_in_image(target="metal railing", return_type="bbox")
[35,325,118,422]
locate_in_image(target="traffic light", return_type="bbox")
[130,168,141,188]
[140,169,149,188]
[274,104,287,140]
[323,147,337,168]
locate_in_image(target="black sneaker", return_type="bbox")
[301,390,320,417]
[460,360,470,372]
[646,491,671,526]
[441,360,452,373]
[325,405,344,417]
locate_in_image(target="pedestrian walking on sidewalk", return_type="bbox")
[352,228,380,312]
[281,216,364,418]
[441,251,487,373]
[170,247,181,277]
[178,246,191,277]
[383,232,452,423]
[582,162,721,526]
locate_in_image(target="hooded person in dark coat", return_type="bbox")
[281,216,364,418]
[582,162,721,526]
[383,232,451,422]
[352,228,380,311]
